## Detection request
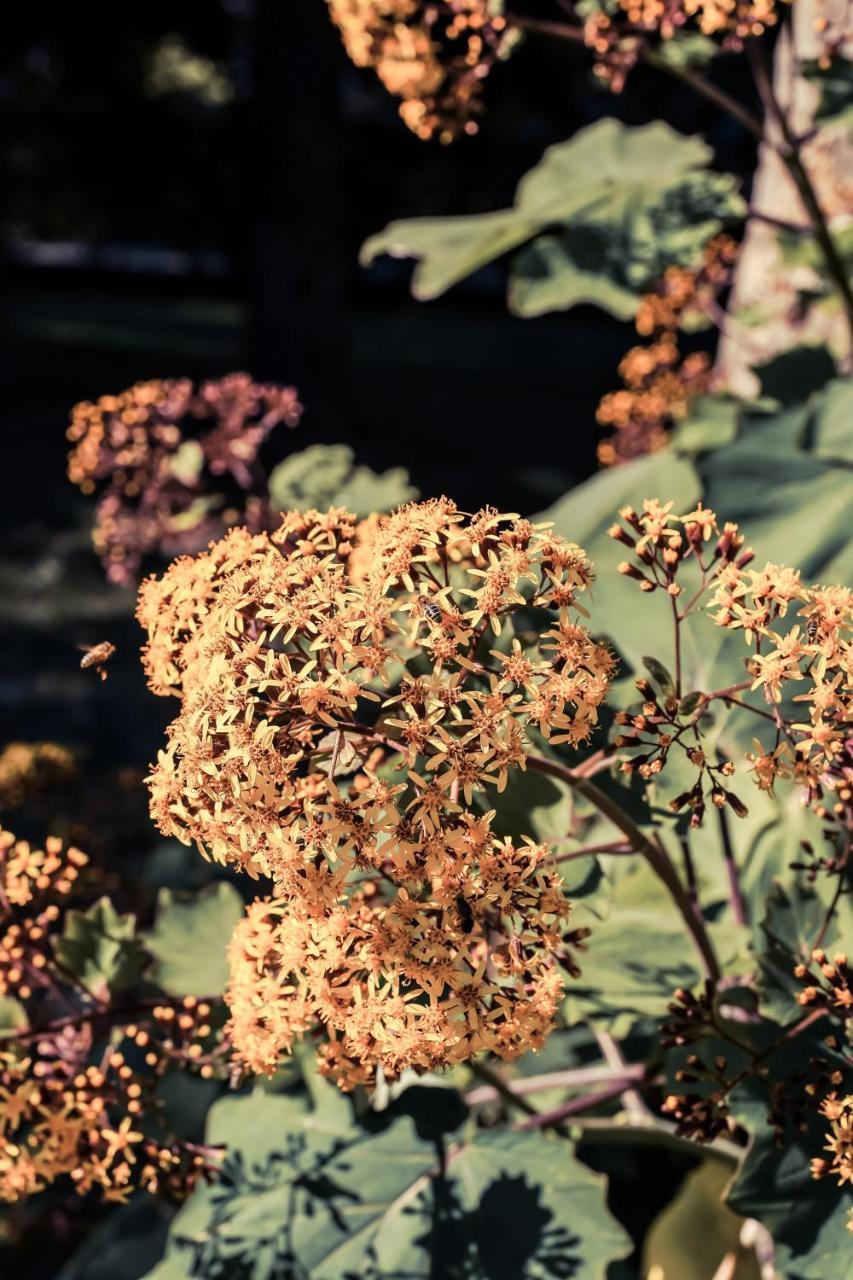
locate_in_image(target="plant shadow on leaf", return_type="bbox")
[413,1168,582,1280]
[172,1135,583,1280]
[148,1088,629,1280]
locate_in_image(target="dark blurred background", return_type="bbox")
[0,0,758,763]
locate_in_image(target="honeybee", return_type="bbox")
[806,618,819,644]
[78,641,116,681]
[419,596,444,627]
[455,893,474,934]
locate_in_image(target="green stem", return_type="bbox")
[526,755,722,982]
[469,1061,540,1117]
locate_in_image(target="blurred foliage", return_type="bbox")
[268,444,418,517]
[362,119,745,319]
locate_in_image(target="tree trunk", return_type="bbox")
[716,1,852,393]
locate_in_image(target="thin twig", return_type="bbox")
[0,994,219,1047]
[465,1061,646,1106]
[679,832,701,921]
[595,1029,649,1120]
[716,800,747,926]
[545,838,633,865]
[468,1061,540,1118]
[516,1080,634,1130]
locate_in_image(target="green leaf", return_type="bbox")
[54,897,145,999]
[566,902,700,1035]
[0,995,27,1031]
[642,656,676,700]
[727,1093,853,1280]
[540,449,702,671]
[362,119,744,318]
[335,464,419,519]
[644,1160,761,1280]
[362,209,530,304]
[756,877,851,1024]
[57,1198,170,1280]
[674,392,742,453]
[651,31,718,69]
[811,375,853,463]
[508,233,639,320]
[268,444,417,517]
[145,882,244,997]
[145,1086,631,1280]
[167,440,204,487]
[474,763,572,845]
[802,56,853,127]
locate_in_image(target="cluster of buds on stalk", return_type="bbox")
[325,1,516,142]
[606,500,755,823]
[610,497,752,600]
[794,949,853,1023]
[0,825,225,1203]
[597,236,739,465]
[581,1,786,93]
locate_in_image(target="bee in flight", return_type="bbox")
[78,641,116,681]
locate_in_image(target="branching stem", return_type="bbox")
[525,754,721,981]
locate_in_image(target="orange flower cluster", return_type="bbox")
[0,742,75,810]
[811,1093,853,1233]
[67,374,302,585]
[597,236,738,466]
[228,832,580,1090]
[325,0,514,141]
[582,0,785,91]
[140,499,611,1087]
[711,567,852,826]
[0,826,221,1202]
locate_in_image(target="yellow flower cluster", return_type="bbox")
[0,743,75,811]
[141,499,612,1087]
[0,1044,205,1204]
[325,0,514,141]
[610,499,852,831]
[67,374,301,584]
[0,828,88,1002]
[711,567,852,825]
[228,831,576,1090]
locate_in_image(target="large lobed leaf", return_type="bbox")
[143,1087,631,1280]
[727,1087,853,1280]
[362,119,744,319]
